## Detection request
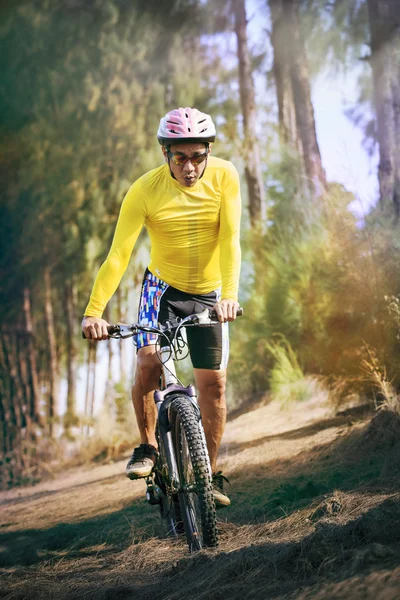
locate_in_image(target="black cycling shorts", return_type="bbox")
[136,269,229,370]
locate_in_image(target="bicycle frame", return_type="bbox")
[139,336,215,548]
[153,346,207,494]
[95,307,242,549]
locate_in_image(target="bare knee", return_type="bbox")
[196,371,226,404]
[134,350,161,394]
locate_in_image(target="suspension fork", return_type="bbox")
[153,346,204,490]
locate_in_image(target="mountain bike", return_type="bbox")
[104,306,242,552]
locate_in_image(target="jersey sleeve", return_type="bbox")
[84,182,146,317]
[219,163,242,301]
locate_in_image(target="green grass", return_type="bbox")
[225,415,394,525]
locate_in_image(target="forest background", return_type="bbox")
[1,0,400,488]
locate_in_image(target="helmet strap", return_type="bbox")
[168,157,178,180]
[199,143,210,179]
[163,144,177,180]
[199,157,208,179]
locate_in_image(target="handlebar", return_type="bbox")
[82,307,243,339]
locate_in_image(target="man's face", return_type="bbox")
[162,142,211,187]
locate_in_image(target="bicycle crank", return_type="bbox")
[145,475,162,505]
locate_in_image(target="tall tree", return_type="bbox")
[43,267,59,436]
[300,0,400,214]
[64,280,78,435]
[233,0,266,226]
[23,287,41,424]
[367,0,400,215]
[0,0,216,483]
[269,0,327,197]
[270,0,301,151]
[284,0,327,198]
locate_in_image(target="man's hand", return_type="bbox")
[81,316,110,341]
[212,299,240,323]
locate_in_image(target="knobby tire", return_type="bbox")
[154,423,182,538]
[170,395,218,551]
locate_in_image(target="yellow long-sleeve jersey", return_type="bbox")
[84,156,242,317]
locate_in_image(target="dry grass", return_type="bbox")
[2,400,400,599]
[0,417,140,494]
[0,436,62,491]
[64,407,140,467]
[323,346,400,419]
[2,489,400,600]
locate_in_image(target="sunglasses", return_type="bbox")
[167,150,208,166]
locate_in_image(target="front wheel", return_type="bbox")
[154,423,182,538]
[170,396,218,551]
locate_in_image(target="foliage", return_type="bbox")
[229,152,400,405]
[301,0,369,73]
[0,0,219,474]
[1,0,400,481]
[265,335,309,405]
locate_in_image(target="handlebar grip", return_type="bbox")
[209,306,243,320]
[81,324,120,339]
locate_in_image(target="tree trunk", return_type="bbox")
[104,336,114,415]
[23,287,41,423]
[284,0,327,199]
[88,343,97,433]
[0,379,9,458]
[233,0,266,227]
[0,331,24,484]
[367,0,400,215]
[392,53,400,215]
[0,330,15,456]
[44,267,59,436]
[16,332,30,429]
[117,287,127,392]
[83,341,95,437]
[0,330,24,455]
[64,280,78,434]
[270,0,301,151]
[5,332,24,431]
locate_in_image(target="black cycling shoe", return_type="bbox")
[212,471,231,507]
[125,444,158,480]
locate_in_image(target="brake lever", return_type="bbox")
[109,324,137,339]
[190,306,244,327]
[195,308,214,326]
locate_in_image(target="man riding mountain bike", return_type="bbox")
[81,107,242,508]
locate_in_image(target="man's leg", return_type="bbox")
[193,368,227,472]
[131,346,162,447]
[126,346,161,478]
[194,368,230,506]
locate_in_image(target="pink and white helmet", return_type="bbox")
[157,107,216,145]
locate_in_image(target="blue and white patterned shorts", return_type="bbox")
[136,269,229,370]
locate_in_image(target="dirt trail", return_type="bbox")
[1,396,400,599]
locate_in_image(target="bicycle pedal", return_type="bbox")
[145,484,161,505]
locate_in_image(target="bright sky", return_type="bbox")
[313,69,379,217]
[246,0,379,217]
